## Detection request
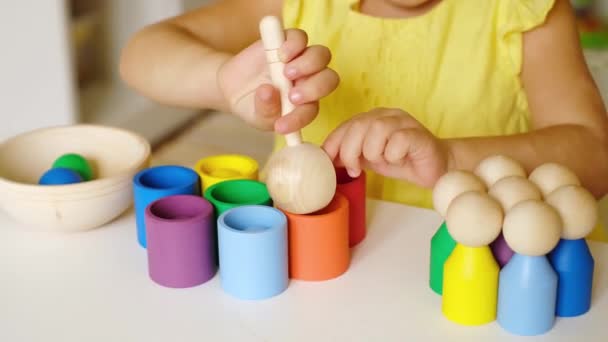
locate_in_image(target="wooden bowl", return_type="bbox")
[0,124,151,232]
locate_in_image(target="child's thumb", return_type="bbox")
[254,84,281,121]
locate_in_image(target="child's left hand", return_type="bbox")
[322,108,452,188]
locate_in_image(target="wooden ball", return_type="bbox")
[528,162,580,197]
[264,143,336,214]
[474,155,526,187]
[432,170,486,217]
[445,191,503,247]
[502,200,562,256]
[545,185,599,240]
[488,176,541,212]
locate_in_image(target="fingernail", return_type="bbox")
[285,66,297,78]
[289,90,302,103]
[347,168,360,178]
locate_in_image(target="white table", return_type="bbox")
[1,199,606,341]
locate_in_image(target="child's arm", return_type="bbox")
[448,0,608,197]
[120,0,338,133]
[120,0,279,111]
[323,0,608,198]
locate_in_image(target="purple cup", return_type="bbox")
[145,194,216,288]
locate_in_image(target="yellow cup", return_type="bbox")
[195,154,259,193]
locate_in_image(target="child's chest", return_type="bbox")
[310,15,531,138]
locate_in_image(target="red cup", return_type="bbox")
[335,167,366,247]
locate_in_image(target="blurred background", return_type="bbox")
[2,0,608,161]
[1,0,217,145]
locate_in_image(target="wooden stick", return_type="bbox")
[259,16,302,147]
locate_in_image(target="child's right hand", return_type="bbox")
[217,29,339,134]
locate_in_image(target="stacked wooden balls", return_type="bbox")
[38,153,94,185]
[441,155,598,255]
[434,155,599,334]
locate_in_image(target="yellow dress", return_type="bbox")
[279,0,608,241]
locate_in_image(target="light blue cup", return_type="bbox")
[217,205,288,300]
[133,165,201,248]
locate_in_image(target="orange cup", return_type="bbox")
[281,193,350,281]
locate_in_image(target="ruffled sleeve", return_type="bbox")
[497,0,556,75]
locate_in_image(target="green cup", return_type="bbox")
[204,179,273,217]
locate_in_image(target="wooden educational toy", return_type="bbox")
[259,16,337,215]
[204,179,272,217]
[145,194,217,288]
[474,155,529,267]
[473,155,526,188]
[133,165,201,248]
[195,154,259,193]
[38,153,93,185]
[38,168,83,185]
[335,167,367,247]
[433,159,599,335]
[528,162,581,197]
[0,124,150,232]
[281,193,350,281]
[51,153,94,181]
[488,175,542,266]
[498,199,562,335]
[546,184,598,317]
[442,191,503,325]
[217,205,289,300]
[430,170,486,295]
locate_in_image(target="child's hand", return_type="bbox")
[322,108,452,188]
[217,29,338,134]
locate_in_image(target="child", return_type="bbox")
[120,0,608,238]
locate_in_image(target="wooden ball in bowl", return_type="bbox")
[0,124,150,232]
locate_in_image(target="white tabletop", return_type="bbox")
[1,199,606,341]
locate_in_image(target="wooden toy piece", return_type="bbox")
[528,162,581,197]
[38,168,83,185]
[52,153,94,181]
[488,176,542,212]
[432,170,487,217]
[259,16,336,214]
[429,170,486,295]
[497,199,562,335]
[545,184,598,317]
[488,176,542,267]
[442,191,502,326]
[474,155,526,188]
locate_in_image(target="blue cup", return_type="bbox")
[133,165,201,248]
[218,205,288,300]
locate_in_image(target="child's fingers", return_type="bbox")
[362,116,403,164]
[384,129,422,164]
[254,84,281,124]
[289,68,339,104]
[284,45,332,80]
[322,122,350,161]
[280,29,308,62]
[274,102,319,134]
[339,119,373,177]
